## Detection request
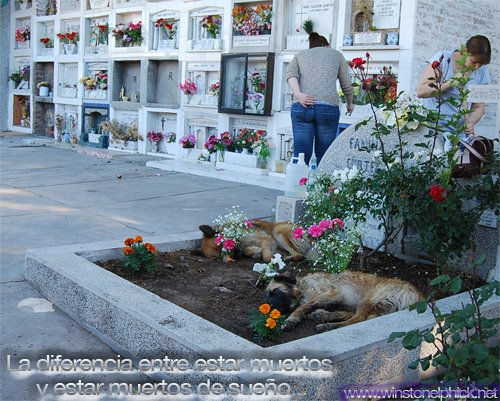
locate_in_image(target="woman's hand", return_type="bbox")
[295,92,316,107]
[346,103,354,115]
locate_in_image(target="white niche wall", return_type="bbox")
[59,0,80,14]
[187,7,223,52]
[149,10,180,52]
[184,62,219,108]
[82,61,109,101]
[36,20,55,57]
[283,0,337,51]
[56,62,79,99]
[59,19,81,56]
[145,111,178,156]
[112,9,145,54]
[185,115,218,152]
[84,15,109,56]
[231,0,275,52]
[14,17,31,51]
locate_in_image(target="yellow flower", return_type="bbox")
[259,303,271,314]
[265,318,277,329]
[134,235,143,243]
[269,309,281,319]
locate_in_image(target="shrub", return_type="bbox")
[122,235,157,273]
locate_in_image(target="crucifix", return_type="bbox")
[160,117,166,131]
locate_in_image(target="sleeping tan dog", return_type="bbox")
[264,271,423,332]
[199,219,311,263]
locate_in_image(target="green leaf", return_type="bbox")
[402,331,422,350]
[388,331,406,342]
[408,360,419,370]
[414,300,428,314]
[424,332,435,343]
[430,274,451,286]
[449,277,463,294]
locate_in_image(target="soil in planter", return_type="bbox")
[97,250,484,347]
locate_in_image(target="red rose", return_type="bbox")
[431,61,441,69]
[350,57,366,69]
[429,185,448,202]
[361,77,373,91]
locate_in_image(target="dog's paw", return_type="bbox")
[309,310,330,323]
[281,317,299,332]
[315,323,337,333]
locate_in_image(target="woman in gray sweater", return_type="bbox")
[286,33,354,164]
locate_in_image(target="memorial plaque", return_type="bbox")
[373,0,401,30]
[479,210,498,229]
[354,32,383,44]
[233,35,270,48]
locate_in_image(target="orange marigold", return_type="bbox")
[145,243,156,254]
[134,235,143,243]
[124,238,135,246]
[259,303,271,314]
[269,309,281,319]
[265,318,277,329]
[123,247,134,255]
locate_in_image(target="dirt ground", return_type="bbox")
[97,249,483,347]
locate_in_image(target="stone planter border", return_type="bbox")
[25,234,499,400]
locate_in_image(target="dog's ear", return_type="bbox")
[274,271,297,285]
[199,225,216,238]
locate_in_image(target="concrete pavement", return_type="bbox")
[0,134,281,400]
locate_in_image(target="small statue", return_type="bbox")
[132,91,138,102]
[45,0,57,15]
[120,85,125,101]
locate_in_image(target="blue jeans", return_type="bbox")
[290,102,340,165]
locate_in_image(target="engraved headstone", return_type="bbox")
[373,0,401,30]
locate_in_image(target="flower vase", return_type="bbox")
[185,94,192,105]
[39,86,49,97]
[218,150,225,163]
[151,142,159,153]
[64,44,77,54]
[256,157,268,169]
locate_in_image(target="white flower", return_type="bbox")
[334,188,340,195]
[253,263,268,273]
[270,253,285,270]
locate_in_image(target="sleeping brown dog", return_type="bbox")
[264,270,423,332]
[198,219,311,263]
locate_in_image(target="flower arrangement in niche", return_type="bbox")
[252,130,271,161]
[235,128,255,152]
[146,131,163,143]
[213,206,254,258]
[80,71,107,91]
[232,4,272,36]
[250,303,286,340]
[204,135,219,154]
[164,132,176,143]
[106,120,142,145]
[208,82,220,97]
[179,134,196,148]
[155,18,177,39]
[39,37,53,48]
[179,80,197,96]
[15,27,30,43]
[253,253,285,285]
[123,235,157,274]
[112,22,143,46]
[201,15,222,38]
[37,81,50,88]
[56,32,79,44]
[219,131,235,152]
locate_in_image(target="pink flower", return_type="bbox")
[330,218,344,229]
[293,227,304,239]
[215,235,224,245]
[299,177,308,186]
[223,239,235,251]
[308,225,324,238]
[244,218,253,228]
[319,219,331,230]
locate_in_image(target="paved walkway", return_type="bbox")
[0,134,281,400]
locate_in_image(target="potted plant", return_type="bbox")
[9,72,22,89]
[164,132,176,155]
[37,81,50,97]
[178,134,196,159]
[147,131,163,153]
[57,32,79,54]
[252,131,271,169]
[112,22,143,47]
[178,80,197,104]
[39,37,53,50]
[15,27,30,49]
[155,19,177,49]
[107,120,141,151]
[200,15,222,49]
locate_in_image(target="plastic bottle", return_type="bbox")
[308,154,317,183]
[285,153,309,198]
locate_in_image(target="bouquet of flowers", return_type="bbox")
[235,128,255,151]
[249,72,266,94]
[201,15,222,38]
[250,303,286,340]
[122,235,157,274]
[379,93,427,131]
[213,206,253,256]
[95,70,108,90]
[219,131,235,152]
[165,132,176,143]
[39,37,53,48]
[155,18,177,39]
[253,253,285,285]
[252,131,271,160]
[80,76,96,90]
[208,82,220,97]
[178,80,197,96]
[112,22,143,46]
[204,135,219,154]
[56,32,79,44]
[232,5,272,36]
[15,27,30,43]
[146,131,163,143]
[179,134,196,148]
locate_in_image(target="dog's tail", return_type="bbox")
[199,225,217,238]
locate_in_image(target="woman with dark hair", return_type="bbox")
[416,35,492,152]
[286,32,354,165]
